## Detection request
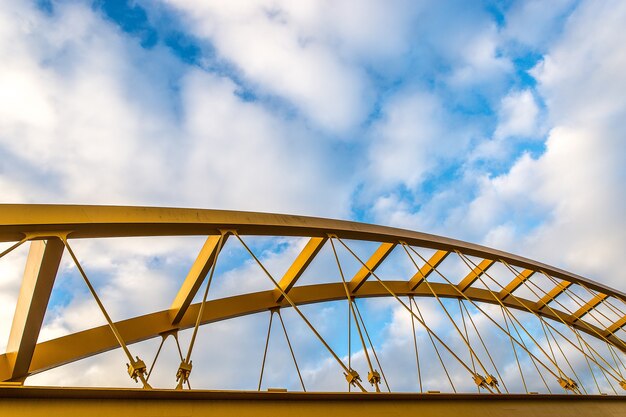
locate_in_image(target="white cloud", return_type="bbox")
[470,89,542,162]
[503,0,576,50]
[531,4,626,127]
[0,1,352,216]
[0,2,179,204]
[365,90,473,191]
[177,69,353,215]
[452,0,626,288]
[446,26,513,91]
[494,89,540,140]
[155,0,375,133]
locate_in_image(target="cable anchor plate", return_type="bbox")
[367,370,381,386]
[176,360,193,389]
[344,369,361,386]
[127,357,148,383]
[557,377,579,391]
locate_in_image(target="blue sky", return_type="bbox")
[1,0,625,391]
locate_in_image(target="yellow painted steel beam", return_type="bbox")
[348,242,395,293]
[537,280,573,309]
[1,280,623,382]
[1,387,625,417]
[498,269,535,300]
[169,235,226,325]
[0,204,623,301]
[605,315,626,337]
[572,293,609,322]
[274,237,326,302]
[457,259,494,292]
[408,250,449,291]
[5,239,64,381]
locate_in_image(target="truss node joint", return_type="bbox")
[127,357,148,384]
[485,374,499,388]
[557,377,579,392]
[473,373,488,388]
[367,370,381,386]
[175,360,193,389]
[344,369,361,386]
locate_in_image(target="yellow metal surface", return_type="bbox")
[498,269,535,300]
[169,235,225,324]
[0,387,625,417]
[0,280,621,383]
[0,204,622,299]
[349,242,395,293]
[606,315,626,336]
[572,293,609,321]
[5,239,64,381]
[457,259,494,292]
[274,237,326,301]
[407,250,449,290]
[537,280,573,309]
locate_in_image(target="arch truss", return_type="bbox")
[0,205,625,396]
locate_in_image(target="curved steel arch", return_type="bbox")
[0,280,620,382]
[0,204,623,299]
[0,204,624,390]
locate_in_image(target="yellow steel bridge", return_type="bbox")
[0,204,625,416]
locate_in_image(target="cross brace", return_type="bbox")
[572,294,608,321]
[274,237,327,302]
[408,250,449,291]
[457,259,494,292]
[498,269,535,300]
[537,280,572,310]
[6,239,64,382]
[349,242,395,293]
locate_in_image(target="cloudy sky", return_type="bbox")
[1,0,625,393]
